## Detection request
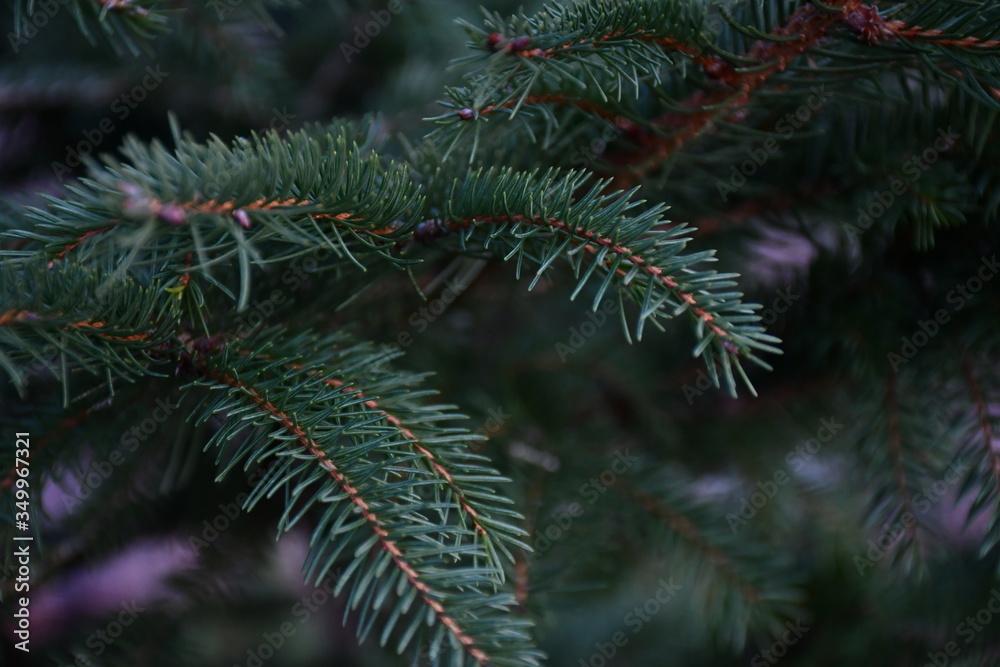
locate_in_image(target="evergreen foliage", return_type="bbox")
[1,0,999,665]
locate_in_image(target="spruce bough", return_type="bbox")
[2,0,1000,665]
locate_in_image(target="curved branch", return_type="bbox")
[197,360,494,665]
[411,213,729,338]
[629,487,762,604]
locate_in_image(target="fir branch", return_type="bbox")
[414,212,729,338]
[626,469,805,649]
[431,0,714,161]
[630,488,763,605]
[438,0,1000,187]
[2,120,422,308]
[179,330,541,666]
[273,357,520,564]
[884,372,921,549]
[852,368,949,574]
[0,261,174,398]
[411,167,779,396]
[10,0,168,56]
[883,24,1000,51]
[960,349,998,489]
[860,2,1000,52]
[47,224,118,267]
[615,0,863,181]
[957,346,1000,566]
[453,0,711,100]
[205,367,494,662]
